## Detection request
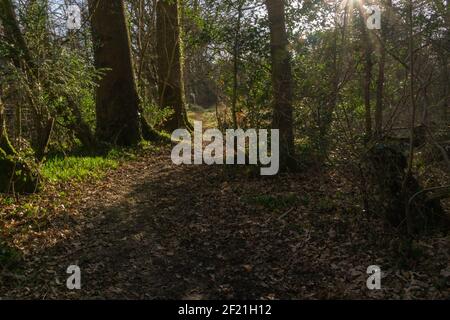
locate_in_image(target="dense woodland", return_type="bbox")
[0,0,449,299]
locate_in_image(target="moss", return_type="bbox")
[0,125,16,155]
[0,148,40,194]
[0,127,40,194]
[0,148,16,192]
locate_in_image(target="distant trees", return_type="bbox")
[0,0,52,192]
[0,0,448,201]
[0,0,54,160]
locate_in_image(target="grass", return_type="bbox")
[42,156,119,183]
[40,145,148,183]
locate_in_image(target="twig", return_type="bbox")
[278,207,295,220]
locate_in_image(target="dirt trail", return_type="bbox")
[1,148,449,299]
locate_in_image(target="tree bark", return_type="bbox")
[88,0,142,146]
[265,0,296,170]
[156,0,190,132]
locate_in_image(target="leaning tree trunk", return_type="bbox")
[156,0,190,132]
[265,0,296,170]
[88,0,142,146]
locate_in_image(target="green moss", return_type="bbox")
[0,118,40,193]
[0,147,40,194]
[0,149,14,191]
[0,126,16,155]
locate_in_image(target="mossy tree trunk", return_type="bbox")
[156,0,191,132]
[0,100,39,194]
[88,0,143,146]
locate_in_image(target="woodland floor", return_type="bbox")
[0,145,449,299]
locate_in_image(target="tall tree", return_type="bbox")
[374,0,392,139]
[231,0,244,129]
[88,0,142,146]
[156,0,190,132]
[357,2,373,140]
[265,0,296,170]
[405,0,417,183]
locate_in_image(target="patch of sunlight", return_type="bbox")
[188,105,218,129]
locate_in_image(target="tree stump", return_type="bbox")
[362,143,448,234]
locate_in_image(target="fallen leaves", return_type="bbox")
[0,147,449,299]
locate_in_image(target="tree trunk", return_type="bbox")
[358,3,373,140]
[88,0,142,146]
[441,55,449,124]
[375,29,385,139]
[156,0,190,132]
[0,101,15,155]
[265,0,296,170]
[231,1,244,129]
[375,0,393,139]
[404,0,418,235]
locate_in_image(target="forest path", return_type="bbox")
[2,148,449,299]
